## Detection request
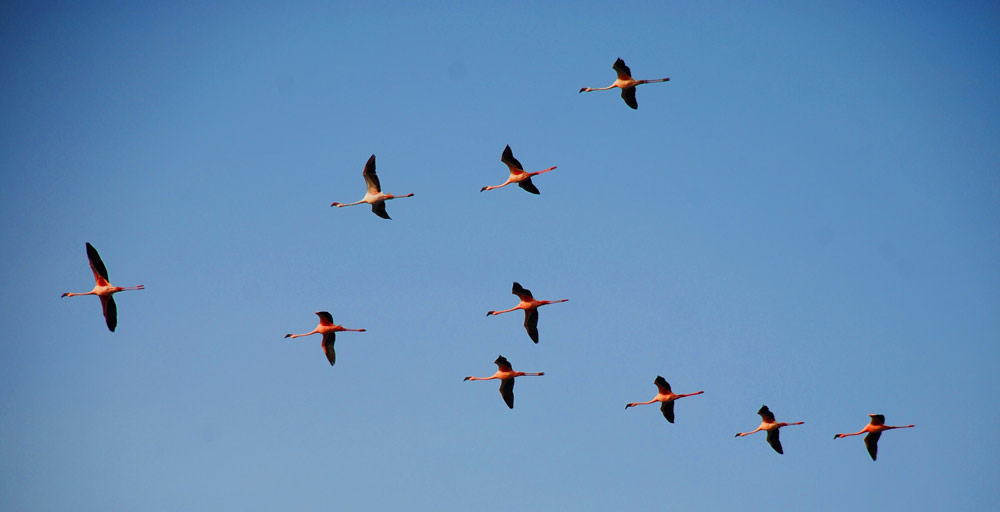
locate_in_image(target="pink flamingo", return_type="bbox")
[61,242,144,332]
[330,154,414,219]
[734,405,804,454]
[284,311,365,366]
[834,414,914,461]
[579,58,670,109]
[625,376,704,423]
[486,282,568,343]
[480,145,556,194]
[463,355,544,409]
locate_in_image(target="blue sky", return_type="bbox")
[1,1,998,510]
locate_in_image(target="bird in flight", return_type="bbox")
[579,57,670,109]
[330,154,414,219]
[486,282,568,343]
[480,145,557,194]
[734,405,804,454]
[625,376,704,423]
[61,242,144,332]
[834,414,914,461]
[285,311,366,366]
[464,355,544,409]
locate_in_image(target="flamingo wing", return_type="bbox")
[321,331,336,366]
[101,295,117,332]
[864,431,881,461]
[501,145,524,172]
[654,376,672,394]
[499,377,515,409]
[362,154,381,194]
[315,311,334,325]
[371,201,391,220]
[767,428,784,454]
[613,58,632,80]
[511,282,534,300]
[621,86,638,110]
[86,242,110,285]
[524,308,539,343]
[757,405,776,422]
[518,177,540,195]
[660,400,675,423]
[494,355,513,371]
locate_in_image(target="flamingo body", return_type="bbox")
[285,311,366,366]
[734,405,805,454]
[463,355,544,409]
[61,242,144,332]
[486,282,568,343]
[330,154,414,219]
[834,414,914,461]
[625,376,704,423]
[579,58,670,109]
[480,145,557,194]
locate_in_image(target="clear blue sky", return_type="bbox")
[2,1,998,510]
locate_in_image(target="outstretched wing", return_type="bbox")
[321,331,336,366]
[494,355,513,371]
[654,376,672,394]
[512,282,534,300]
[101,295,117,332]
[660,400,675,423]
[621,87,638,110]
[524,308,539,343]
[371,201,391,220]
[499,377,515,409]
[362,154,381,194]
[86,242,110,284]
[501,145,524,172]
[864,431,881,461]
[757,405,776,422]
[767,428,784,454]
[613,58,632,80]
[518,177,540,195]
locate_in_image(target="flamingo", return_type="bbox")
[480,145,557,194]
[463,355,544,409]
[486,282,568,343]
[734,405,804,454]
[61,242,144,332]
[579,57,670,110]
[284,311,366,366]
[834,414,914,461]
[330,154,414,219]
[624,376,704,423]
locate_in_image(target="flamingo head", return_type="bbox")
[480,186,488,192]
[578,87,588,93]
[60,292,70,297]
[463,376,472,381]
[486,310,495,316]
[330,202,340,207]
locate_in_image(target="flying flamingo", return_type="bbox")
[624,376,704,423]
[579,58,670,110]
[734,405,804,454]
[480,145,557,194]
[330,154,414,219]
[463,355,544,409]
[486,282,568,343]
[61,242,144,332]
[284,311,366,366]
[834,414,914,461]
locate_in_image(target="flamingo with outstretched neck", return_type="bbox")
[625,376,704,423]
[330,154,413,219]
[486,282,568,343]
[579,58,670,109]
[463,355,544,409]
[285,311,365,366]
[61,242,144,332]
[480,145,556,194]
[834,414,914,461]
[734,405,804,454]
